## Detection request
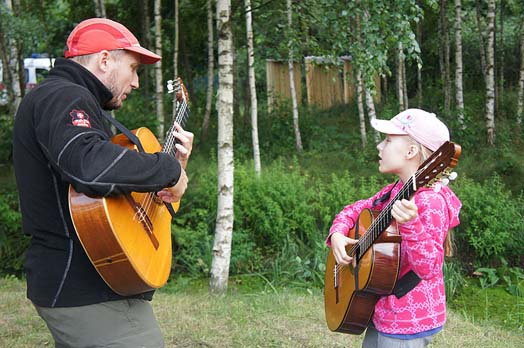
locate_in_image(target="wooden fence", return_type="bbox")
[266,57,381,110]
[265,59,302,111]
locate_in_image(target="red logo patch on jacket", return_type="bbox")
[70,109,92,128]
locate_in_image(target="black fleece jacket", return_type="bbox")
[12,58,181,307]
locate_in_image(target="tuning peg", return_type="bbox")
[449,172,458,181]
[441,178,450,186]
[167,80,175,93]
[433,182,442,192]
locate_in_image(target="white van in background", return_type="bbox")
[0,56,55,105]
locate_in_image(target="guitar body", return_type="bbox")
[324,209,401,334]
[69,127,179,296]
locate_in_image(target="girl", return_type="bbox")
[327,108,462,348]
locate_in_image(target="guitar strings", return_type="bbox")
[333,162,432,274]
[136,94,189,224]
[140,99,188,219]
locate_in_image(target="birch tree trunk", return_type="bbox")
[454,0,465,125]
[440,0,451,113]
[475,0,487,77]
[201,0,214,141]
[365,87,379,143]
[516,18,524,127]
[402,54,408,109]
[93,0,106,17]
[485,0,496,145]
[287,0,303,153]
[172,0,179,121]
[245,0,261,176]
[142,0,152,115]
[397,44,406,111]
[356,69,367,148]
[210,0,234,294]
[2,0,22,115]
[360,8,378,143]
[154,0,164,140]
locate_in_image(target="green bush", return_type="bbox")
[0,115,13,165]
[0,188,28,275]
[170,158,388,285]
[453,174,524,267]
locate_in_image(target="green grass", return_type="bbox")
[1,276,523,348]
[450,279,524,331]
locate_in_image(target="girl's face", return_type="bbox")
[376,135,413,176]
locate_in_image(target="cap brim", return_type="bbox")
[124,46,161,64]
[371,119,408,135]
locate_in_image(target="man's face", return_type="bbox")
[104,51,140,110]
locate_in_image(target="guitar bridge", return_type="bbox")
[124,194,159,249]
[334,265,339,303]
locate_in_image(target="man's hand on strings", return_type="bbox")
[172,122,194,170]
[157,169,188,203]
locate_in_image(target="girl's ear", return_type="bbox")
[405,144,419,160]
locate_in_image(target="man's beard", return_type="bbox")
[103,70,121,110]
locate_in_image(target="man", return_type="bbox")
[12,18,192,347]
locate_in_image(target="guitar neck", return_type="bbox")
[353,178,417,260]
[162,100,189,156]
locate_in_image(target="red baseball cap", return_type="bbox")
[64,18,161,64]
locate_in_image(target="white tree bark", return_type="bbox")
[210,0,234,294]
[454,0,464,125]
[245,0,261,176]
[93,0,106,17]
[154,0,164,140]
[402,54,408,109]
[397,44,406,111]
[141,0,152,116]
[287,0,303,153]
[517,19,524,126]
[485,0,496,144]
[440,0,451,113]
[3,0,22,114]
[201,0,215,141]
[356,69,366,148]
[365,87,379,144]
[360,8,378,143]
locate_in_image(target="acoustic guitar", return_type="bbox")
[68,78,189,296]
[324,141,461,334]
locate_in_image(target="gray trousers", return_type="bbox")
[362,325,435,348]
[34,299,164,348]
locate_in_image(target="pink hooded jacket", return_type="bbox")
[327,182,461,334]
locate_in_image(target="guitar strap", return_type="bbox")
[371,181,422,299]
[392,270,421,299]
[101,111,146,153]
[101,112,177,218]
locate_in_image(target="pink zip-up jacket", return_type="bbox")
[326,182,461,334]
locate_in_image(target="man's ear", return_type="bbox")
[98,50,111,72]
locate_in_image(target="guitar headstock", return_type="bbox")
[167,77,189,105]
[415,141,461,189]
[166,77,190,129]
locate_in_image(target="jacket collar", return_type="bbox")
[49,58,113,108]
